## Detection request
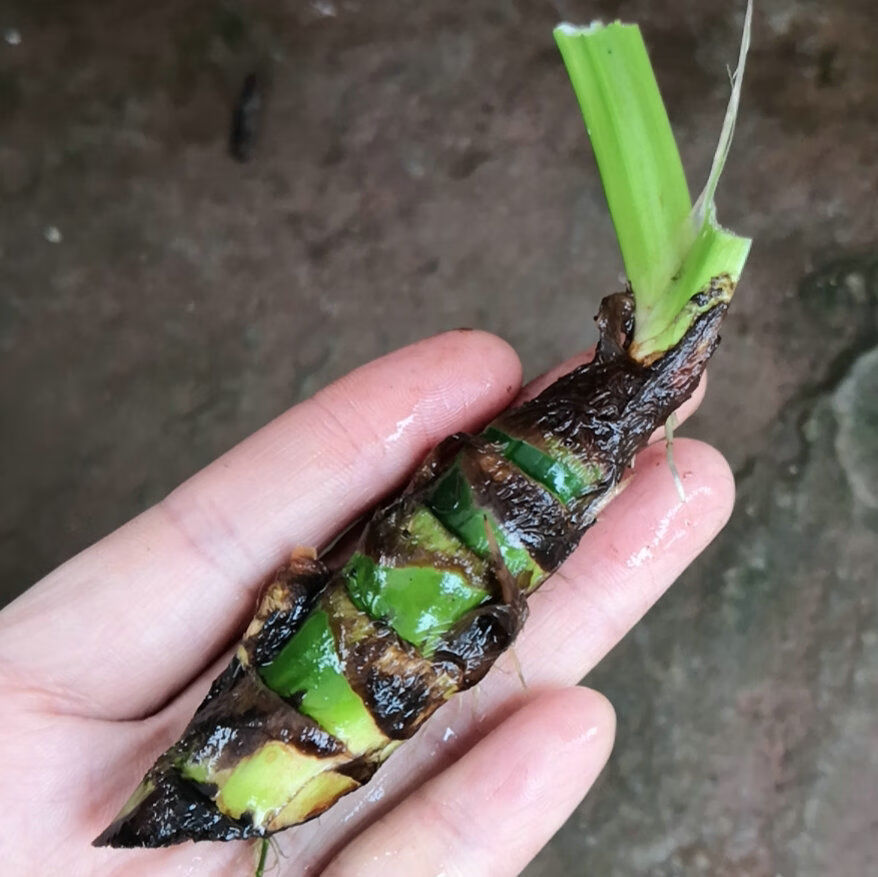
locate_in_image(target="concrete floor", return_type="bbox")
[2,0,876,873]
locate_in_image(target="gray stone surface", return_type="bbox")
[528,258,878,874]
[1,0,876,874]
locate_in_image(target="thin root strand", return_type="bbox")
[664,412,686,502]
[254,838,269,877]
[508,646,528,691]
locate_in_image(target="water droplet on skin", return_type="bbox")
[626,545,653,568]
[386,412,416,444]
[625,486,712,567]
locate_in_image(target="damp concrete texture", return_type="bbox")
[2,0,876,873]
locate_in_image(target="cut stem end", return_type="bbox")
[554,2,753,363]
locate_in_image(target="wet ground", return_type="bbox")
[2,0,876,874]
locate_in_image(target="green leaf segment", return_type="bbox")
[554,3,751,362]
[345,550,488,654]
[261,609,387,753]
[482,426,594,503]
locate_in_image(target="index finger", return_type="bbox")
[0,331,521,720]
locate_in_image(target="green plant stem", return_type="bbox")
[554,4,752,362]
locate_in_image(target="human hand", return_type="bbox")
[0,331,733,875]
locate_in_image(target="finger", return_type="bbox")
[517,438,733,683]
[271,438,734,871]
[515,349,707,439]
[321,688,615,877]
[0,331,521,720]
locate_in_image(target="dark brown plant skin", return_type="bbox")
[96,287,729,848]
[243,551,328,667]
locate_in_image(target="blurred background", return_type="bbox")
[1,0,876,873]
